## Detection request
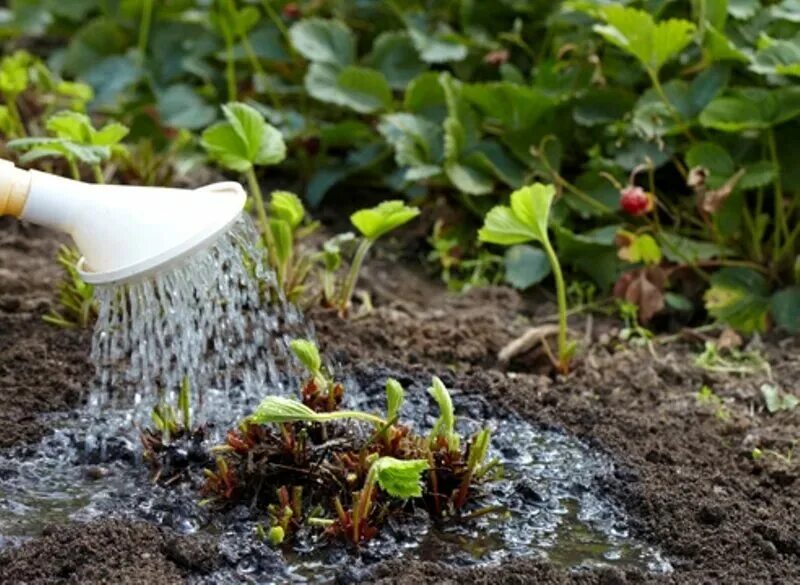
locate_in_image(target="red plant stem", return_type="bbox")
[429,458,441,517]
[455,472,473,510]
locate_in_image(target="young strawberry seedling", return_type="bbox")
[198,339,499,547]
[140,378,209,484]
[480,183,576,374]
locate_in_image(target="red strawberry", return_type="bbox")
[620,186,654,216]
[282,3,301,19]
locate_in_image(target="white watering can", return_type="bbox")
[0,159,246,285]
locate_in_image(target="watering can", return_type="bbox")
[0,159,246,285]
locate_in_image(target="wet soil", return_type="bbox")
[1,219,799,584]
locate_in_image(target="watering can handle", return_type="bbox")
[0,159,32,218]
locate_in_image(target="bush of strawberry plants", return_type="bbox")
[2,0,799,334]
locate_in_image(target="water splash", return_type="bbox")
[89,214,310,427]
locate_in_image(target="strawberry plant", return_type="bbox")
[41,246,98,329]
[140,378,209,484]
[4,0,800,335]
[199,339,498,546]
[480,183,576,373]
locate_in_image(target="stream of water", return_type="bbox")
[89,214,309,429]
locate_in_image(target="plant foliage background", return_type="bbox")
[1,0,799,334]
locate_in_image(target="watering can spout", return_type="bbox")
[0,159,247,286]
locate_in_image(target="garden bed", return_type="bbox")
[1,219,799,584]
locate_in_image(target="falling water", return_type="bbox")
[88,214,310,428]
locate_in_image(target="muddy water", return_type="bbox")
[0,368,671,581]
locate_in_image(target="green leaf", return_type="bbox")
[201,102,286,172]
[8,137,109,164]
[92,122,129,147]
[509,183,556,243]
[270,191,305,229]
[269,219,293,266]
[305,63,393,114]
[699,87,800,131]
[728,0,759,20]
[0,106,12,135]
[350,200,420,241]
[378,113,443,171]
[771,287,800,333]
[250,396,385,427]
[751,36,800,77]
[404,72,446,119]
[705,24,749,63]
[46,111,92,143]
[305,144,386,207]
[405,14,468,64]
[250,395,322,424]
[503,245,551,290]
[658,233,731,262]
[472,141,526,189]
[268,526,285,546]
[704,268,770,334]
[760,384,799,414]
[467,428,491,471]
[157,84,216,130]
[555,226,622,291]
[385,378,405,422]
[479,184,557,246]
[368,31,426,90]
[479,206,538,246]
[739,161,775,190]
[594,6,696,73]
[321,232,356,271]
[445,160,494,195]
[224,102,286,165]
[574,88,637,126]
[290,339,322,374]
[463,82,554,133]
[62,18,129,78]
[0,50,30,96]
[686,142,735,176]
[619,233,663,265]
[428,377,459,452]
[289,18,355,67]
[370,456,429,499]
[335,66,393,114]
[201,124,250,172]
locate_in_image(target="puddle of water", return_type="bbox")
[0,371,671,580]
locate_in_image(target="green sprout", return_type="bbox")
[0,51,32,137]
[428,377,459,453]
[479,183,575,373]
[201,102,286,257]
[268,525,285,546]
[318,232,356,307]
[9,111,129,182]
[268,191,320,302]
[385,378,405,423]
[336,200,420,315]
[150,377,193,443]
[42,246,97,329]
[349,456,429,543]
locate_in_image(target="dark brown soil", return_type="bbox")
[0,520,216,585]
[0,218,93,448]
[2,219,799,584]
